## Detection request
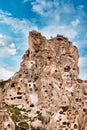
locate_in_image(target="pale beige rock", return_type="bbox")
[0,110,15,130]
[1,31,87,130]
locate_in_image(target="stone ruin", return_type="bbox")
[0,31,87,130]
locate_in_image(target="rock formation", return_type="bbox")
[0,110,15,130]
[0,31,87,130]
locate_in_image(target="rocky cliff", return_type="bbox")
[0,31,87,130]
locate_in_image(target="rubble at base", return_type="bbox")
[0,30,87,130]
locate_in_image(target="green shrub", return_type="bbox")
[14,108,21,115]
[22,115,29,120]
[15,125,25,130]
[18,122,29,129]
[11,114,20,122]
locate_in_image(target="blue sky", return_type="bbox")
[0,0,87,80]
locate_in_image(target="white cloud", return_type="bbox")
[0,10,11,16]
[78,56,87,80]
[6,46,16,55]
[0,34,5,46]
[71,18,80,27]
[0,34,16,56]
[0,10,38,38]
[31,0,60,19]
[0,8,86,81]
[41,25,77,39]
[9,43,15,48]
[0,9,38,53]
[0,66,15,80]
[31,0,78,22]
[0,9,39,79]
[0,34,11,46]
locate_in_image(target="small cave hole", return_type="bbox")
[74,124,78,129]
[30,104,34,107]
[45,90,48,93]
[64,66,71,72]
[11,83,15,87]
[47,56,51,60]
[30,88,32,91]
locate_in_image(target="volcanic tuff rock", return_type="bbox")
[0,31,87,130]
[0,110,15,130]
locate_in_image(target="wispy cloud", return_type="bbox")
[0,9,38,54]
[40,24,77,39]
[0,9,38,79]
[0,10,11,16]
[0,34,16,56]
[31,0,60,20]
[30,0,78,20]
[71,18,80,27]
[0,9,38,38]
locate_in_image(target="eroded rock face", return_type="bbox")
[2,31,87,130]
[0,110,15,130]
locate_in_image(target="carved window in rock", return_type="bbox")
[83,108,86,112]
[30,88,32,91]
[8,124,10,127]
[47,56,52,60]
[30,104,34,107]
[45,90,48,93]
[75,98,78,102]
[35,64,37,68]
[35,50,39,53]
[11,83,15,87]
[34,76,39,81]
[64,66,71,72]
[29,84,31,87]
[62,121,66,125]
[55,70,57,72]
[11,98,13,100]
[17,96,22,99]
[17,92,22,95]
[74,124,78,129]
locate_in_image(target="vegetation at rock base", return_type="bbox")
[0,79,10,88]
[15,125,26,130]
[18,122,29,129]
[4,104,29,129]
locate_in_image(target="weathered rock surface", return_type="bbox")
[0,31,87,130]
[0,110,15,130]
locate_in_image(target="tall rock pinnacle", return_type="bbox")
[1,31,87,130]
